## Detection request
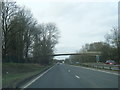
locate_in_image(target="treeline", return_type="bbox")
[69,28,120,64]
[2,2,59,65]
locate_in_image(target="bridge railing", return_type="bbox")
[50,51,101,56]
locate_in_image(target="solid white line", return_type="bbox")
[75,75,80,79]
[22,65,55,88]
[70,65,120,76]
[80,66,120,75]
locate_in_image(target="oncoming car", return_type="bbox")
[105,60,116,65]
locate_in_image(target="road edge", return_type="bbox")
[69,64,120,76]
[19,64,56,88]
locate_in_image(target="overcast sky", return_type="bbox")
[15,0,118,60]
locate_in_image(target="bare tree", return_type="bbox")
[105,27,120,63]
[1,1,19,61]
[33,23,60,64]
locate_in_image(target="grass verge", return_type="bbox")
[2,63,53,88]
[71,63,119,73]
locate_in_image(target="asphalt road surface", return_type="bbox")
[25,63,119,88]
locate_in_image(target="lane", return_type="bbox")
[65,64,118,88]
[26,64,118,88]
[27,64,83,88]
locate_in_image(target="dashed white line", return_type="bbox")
[75,75,80,79]
[22,65,55,88]
[68,70,70,72]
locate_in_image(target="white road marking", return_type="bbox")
[68,70,70,72]
[75,75,80,79]
[70,65,120,76]
[22,65,55,88]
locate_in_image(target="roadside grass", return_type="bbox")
[71,62,119,72]
[2,63,53,88]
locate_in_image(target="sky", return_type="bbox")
[15,0,118,60]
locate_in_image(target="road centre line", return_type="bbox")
[68,70,70,72]
[75,75,80,79]
[22,65,55,88]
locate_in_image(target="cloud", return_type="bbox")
[16,1,118,59]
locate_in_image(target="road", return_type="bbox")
[24,63,119,88]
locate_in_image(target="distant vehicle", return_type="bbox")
[60,63,62,65]
[57,62,60,65]
[105,60,116,65]
[76,62,79,64]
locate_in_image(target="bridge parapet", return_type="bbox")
[49,52,101,56]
